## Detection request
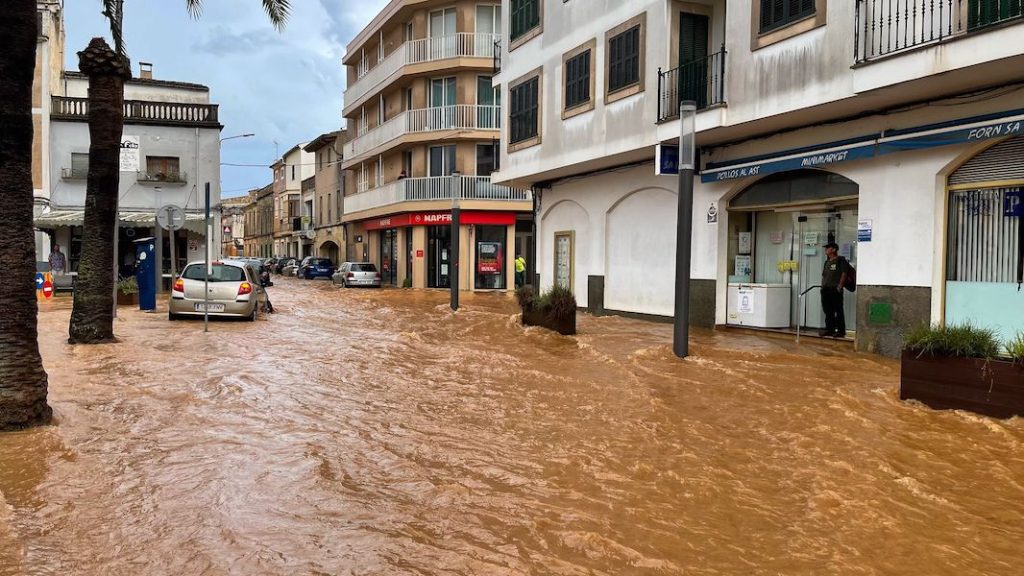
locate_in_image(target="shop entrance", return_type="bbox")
[726,170,859,335]
[380,228,398,286]
[427,225,451,288]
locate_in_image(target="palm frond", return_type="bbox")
[262,0,291,31]
[185,0,203,19]
[100,0,126,56]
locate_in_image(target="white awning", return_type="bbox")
[34,210,208,234]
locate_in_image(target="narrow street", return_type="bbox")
[1,278,1022,575]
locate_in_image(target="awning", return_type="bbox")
[701,108,1024,183]
[35,210,208,234]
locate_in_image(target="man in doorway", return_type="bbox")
[48,243,67,276]
[514,253,527,288]
[820,242,849,338]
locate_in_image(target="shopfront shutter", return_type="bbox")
[948,136,1024,185]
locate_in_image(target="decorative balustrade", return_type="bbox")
[657,49,727,123]
[854,0,1023,62]
[52,96,220,126]
[346,33,503,106]
[344,104,501,159]
[344,176,531,215]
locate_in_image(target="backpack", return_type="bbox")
[843,257,857,292]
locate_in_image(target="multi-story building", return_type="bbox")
[36,61,222,284]
[220,196,248,257]
[340,0,534,290]
[305,130,347,263]
[32,0,66,261]
[493,0,1024,355]
[299,175,316,258]
[244,184,275,258]
[271,144,314,258]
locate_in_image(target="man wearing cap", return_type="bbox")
[820,242,849,338]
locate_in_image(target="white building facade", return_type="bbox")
[37,70,222,287]
[493,0,1024,355]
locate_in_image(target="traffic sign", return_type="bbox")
[42,277,53,299]
[35,273,44,289]
[157,204,185,231]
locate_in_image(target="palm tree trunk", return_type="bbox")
[0,0,52,430]
[68,39,130,344]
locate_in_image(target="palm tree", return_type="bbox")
[68,0,290,342]
[0,1,53,430]
[0,0,290,429]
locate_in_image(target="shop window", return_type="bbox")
[475,225,507,289]
[759,0,815,33]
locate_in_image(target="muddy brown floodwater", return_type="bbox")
[1,278,1022,575]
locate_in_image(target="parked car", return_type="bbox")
[169,260,268,321]
[298,257,336,280]
[274,258,297,274]
[333,262,381,288]
[282,260,300,276]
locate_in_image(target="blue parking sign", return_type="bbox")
[1004,189,1022,217]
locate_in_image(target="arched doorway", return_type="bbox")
[726,169,860,336]
[944,136,1024,340]
[319,240,339,264]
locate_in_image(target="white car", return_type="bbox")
[169,260,268,321]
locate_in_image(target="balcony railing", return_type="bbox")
[60,167,87,180]
[346,33,503,106]
[345,104,501,159]
[657,48,727,123]
[855,0,1023,62]
[137,171,187,184]
[344,176,531,215]
[52,96,220,126]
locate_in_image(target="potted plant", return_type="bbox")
[517,284,577,335]
[116,275,139,306]
[900,324,1024,418]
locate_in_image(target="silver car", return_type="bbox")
[169,260,268,321]
[333,262,381,287]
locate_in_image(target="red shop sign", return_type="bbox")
[364,211,517,230]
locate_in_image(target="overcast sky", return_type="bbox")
[64,0,390,198]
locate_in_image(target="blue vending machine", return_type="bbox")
[134,237,157,311]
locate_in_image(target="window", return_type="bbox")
[608,25,641,93]
[564,50,590,109]
[477,75,500,128]
[510,0,541,43]
[429,145,457,177]
[291,165,295,180]
[70,152,89,178]
[759,0,815,33]
[145,156,181,181]
[476,143,498,176]
[402,150,413,176]
[509,73,540,146]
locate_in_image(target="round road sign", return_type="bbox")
[157,204,185,231]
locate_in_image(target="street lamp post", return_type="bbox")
[673,101,697,359]
[450,171,462,311]
[220,133,255,143]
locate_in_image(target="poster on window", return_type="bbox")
[119,135,140,172]
[477,241,503,274]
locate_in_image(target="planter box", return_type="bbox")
[900,351,1024,418]
[521,308,576,336]
[116,292,139,306]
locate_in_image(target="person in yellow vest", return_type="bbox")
[514,254,527,288]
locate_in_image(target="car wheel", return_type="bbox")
[168,312,179,321]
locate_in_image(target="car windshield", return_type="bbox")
[182,264,245,282]
[312,259,331,266]
[351,264,377,272]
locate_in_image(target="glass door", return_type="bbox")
[430,76,456,129]
[796,208,858,333]
[380,228,398,285]
[477,76,499,128]
[429,145,457,177]
[429,8,456,59]
[428,225,451,288]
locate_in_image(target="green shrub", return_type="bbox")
[117,276,139,295]
[903,323,1000,359]
[402,276,412,288]
[1006,332,1024,364]
[519,284,576,320]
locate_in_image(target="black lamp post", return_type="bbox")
[450,171,461,311]
[673,101,697,358]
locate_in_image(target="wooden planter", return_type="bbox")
[521,308,576,336]
[900,351,1024,418]
[116,292,139,306]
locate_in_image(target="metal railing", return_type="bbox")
[657,48,727,123]
[344,105,501,159]
[52,96,219,126]
[137,171,187,184]
[345,33,503,105]
[344,176,531,215]
[855,0,1023,62]
[60,167,87,180]
[493,38,502,74]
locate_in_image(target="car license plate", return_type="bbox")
[194,303,225,312]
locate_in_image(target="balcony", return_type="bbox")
[52,96,220,127]
[656,48,727,123]
[344,176,531,215]
[60,167,87,180]
[137,171,187,185]
[855,0,1023,62]
[345,33,502,111]
[344,105,501,162]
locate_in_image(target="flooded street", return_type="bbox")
[2,278,1023,575]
